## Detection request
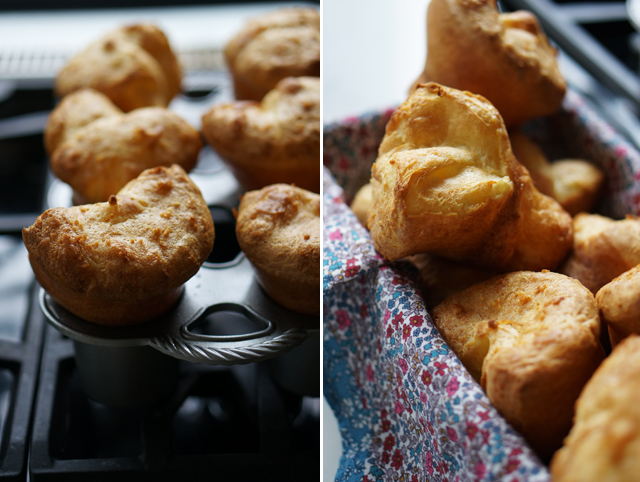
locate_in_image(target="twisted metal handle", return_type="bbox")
[149,328,309,365]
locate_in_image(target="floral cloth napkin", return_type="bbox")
[323,89,640,482]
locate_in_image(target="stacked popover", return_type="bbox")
[23,165,214,326]
[413,0,566,127]
[45,88,202,204]
[432,271,605,461]
[235,184,320,316]
[369,83,573,271]
[551,336,640,481]
[225,8,320,101]
[201,76,320,193]
[56,23,182,112]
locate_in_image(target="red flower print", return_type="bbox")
[474,462,486,480]
[510,447,523,457]
[360,303,368,318]
[394,400,404,415]
[446,376,460,397]
[392,276,402,285]
[421,369,432,386]
[481,429,490,445]
[366,364,375,381]
[336,310,351,330]
[466,421,478,440]
[384,310,391,323]
[446,427,458,442]
[398,358,409,374]
[409,315,423,327]
[386,326,394,338]
[391,449,404,470]
[381,451,390,464]
[383,434,395,451]
[411,475,419,482]
[345,258,360,278]
[420,392,428,403]
[402,324,412,340]
[381,409,388,419]
[363,476,369,482]
[505,458,520,474]
[426,451,434,475]
[478,410,490,421]
[434,361,448,376]
[392,313,403,328]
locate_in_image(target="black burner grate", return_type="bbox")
[30,325,319,482]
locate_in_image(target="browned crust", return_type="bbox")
[55,23,181,112]
[224,8,320,101]
[22,165,214,326]
[201,76,319,193]
[235,184,319,315]
[432,271,605,461]
[413,0,565,127]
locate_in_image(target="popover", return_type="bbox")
[225,8,320,101]
[45,88,202,204]
[23,165,214,326]
[201,76,319,193]
[432,270,605,461]
[56,23,181,112]
[413,0,566,127]
[235,184,319,316]
[369,83,573,271]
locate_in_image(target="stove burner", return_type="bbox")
[30,326,319,481]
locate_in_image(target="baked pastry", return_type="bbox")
[56,23,181,112]
[413,0,566,127]
[225,8,320,101]
[350,183,373,227]
[510,129,604,216]
[432,271,605,461]
[201,76,319,193]
[550,335,640,481]
[22,165,214,326]
[235,184,319,316]
[45,88,202,204]
[369,83,573,272]
[596,264,640,347]
[560,213,640,294]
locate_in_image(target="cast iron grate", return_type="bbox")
[30,325,319,481]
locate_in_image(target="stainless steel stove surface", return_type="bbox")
[0,4,319,480]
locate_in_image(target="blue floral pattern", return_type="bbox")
[323,88,640,481]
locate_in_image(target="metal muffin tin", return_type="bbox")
[39,78,320,406]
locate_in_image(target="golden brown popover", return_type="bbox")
[413,0,566,127]
[201,76,319,193]
[432,271,605,461]
[45,88,202,204]
[551,335,640,481]
[235,184,319,316]
[369,83,573,271]
[350,182,373,228]
[560,213,640,293]
[225,8,320,101]
[509,129,604,216]
[56,23,181,112]
[23,165,214,326]
[596,264,640,347]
